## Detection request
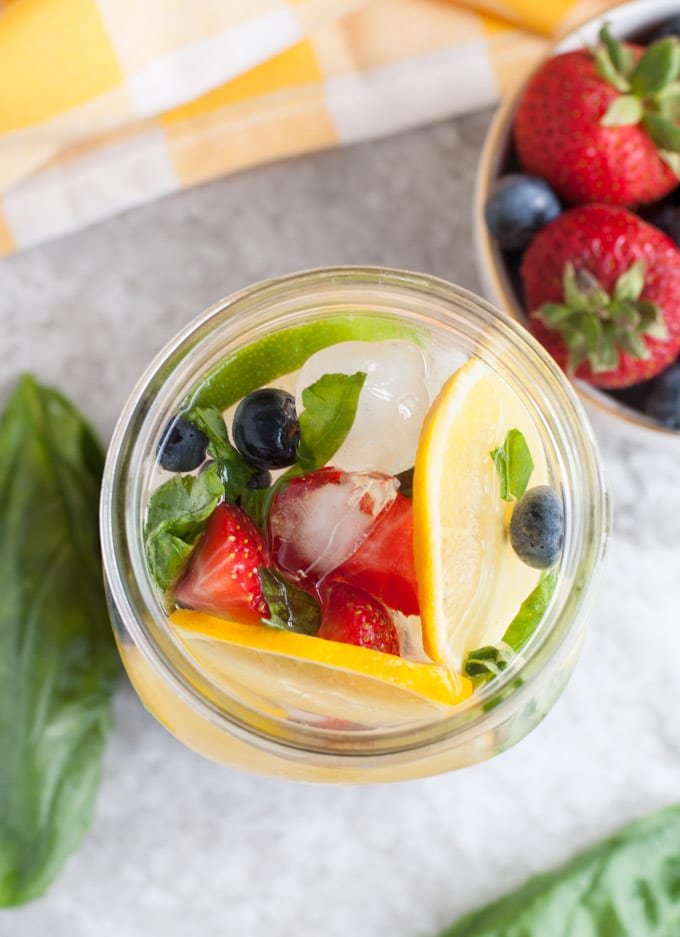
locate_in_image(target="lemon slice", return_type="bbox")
[170,609,472,726]
[413,357,549,672]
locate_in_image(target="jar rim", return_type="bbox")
[100,266,609,767]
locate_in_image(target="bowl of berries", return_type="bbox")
[474,0,680,443]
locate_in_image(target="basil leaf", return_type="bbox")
[439,805,680,937]
[0,377,119,906]
[296,372,366,473]
[258,568,321,635]
[464,643,514,690]
[490,429,534,502]
[144,462,223,590]
[464,573,557,687]
[184,405,253,501]
[502,571,557,651]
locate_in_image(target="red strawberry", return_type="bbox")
[318,582,400,655]
[514,29,680,207]
[521,204,680,388]
[267,466,397,585]
[174,503,269,624]
[333,492,419,617]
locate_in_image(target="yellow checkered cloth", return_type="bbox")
[0,0,617,255]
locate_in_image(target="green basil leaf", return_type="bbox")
[490,429,534,502]
[184,405,253,501]
[464,643,514,690]
[296,371,366,473]
[258,568,321,635]
[439,805,680,937]
[144,462,223,590]
[501,571,557,651]
[0,376,120,906]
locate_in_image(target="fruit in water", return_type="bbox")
[174,503,269,624]
[334,492,419,616]
[509,486,564,569]
[172,609,472,720]
[644,361,680,428]
[158,415,208,472]
[521,205,680,388]
[232,388,300,470]
[484,174,561,250]
[513,32,680,207]
[318,581,400,655]
[187,316,420,413]
[268,467,397,584]
[296,340,431,474]
[413,358,548,671]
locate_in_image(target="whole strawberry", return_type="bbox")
[521,204,680,388]
[514,26,680,207]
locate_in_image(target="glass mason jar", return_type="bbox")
[100,267,609,783]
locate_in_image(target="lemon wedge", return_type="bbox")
[413,357,549,672]
[170,609,472,726]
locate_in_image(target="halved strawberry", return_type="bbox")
[334,492,419,616]
[267,466,398,585]
[174,502,269,624]
[318,581,400,655]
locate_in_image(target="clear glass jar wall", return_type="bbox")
[100,268,609,783]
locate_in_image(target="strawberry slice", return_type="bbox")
[334,492,419,616]
[318,581,400,655]
[174,503,269,624]
[268,466,398,585]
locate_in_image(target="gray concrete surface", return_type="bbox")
[1,110,679,937]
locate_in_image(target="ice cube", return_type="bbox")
[268,467,398,582]
[295,340,431,475]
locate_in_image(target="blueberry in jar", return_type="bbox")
[158,415,209,472]
[233,389,300,469]
[484,174,561,251]
[509,485,564,569]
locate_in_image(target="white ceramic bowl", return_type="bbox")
[474,0,680,448]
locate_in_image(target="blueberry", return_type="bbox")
[158,415,208,472]
[485,174,562,251]
[509,486,564,569]
[246,468,272,490]
[232,389,300,470]
[647,204,680,248]
[647,15,680,41]
[644,362,680,429]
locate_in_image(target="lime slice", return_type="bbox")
[186,316,419,412]
[413,358,549,672]
[171,609,472,725]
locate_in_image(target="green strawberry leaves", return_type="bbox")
[594,25,680,169]
[534,260,668,374]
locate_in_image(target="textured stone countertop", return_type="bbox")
[2,110,679,937]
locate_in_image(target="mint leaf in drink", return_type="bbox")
[0,376,119,906]
[439,805,680,937]
[464,572,557,687]
[144,462,223,589]
[185,405,253,501]
[258,568,321,635]
[296,371,366,472]
[490,428,534,501]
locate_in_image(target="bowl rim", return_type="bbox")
[473,0,680,442]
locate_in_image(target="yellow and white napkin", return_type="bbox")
[0,0,618,255]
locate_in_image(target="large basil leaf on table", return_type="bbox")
[0,377,119,906]
[440,805,680,937]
